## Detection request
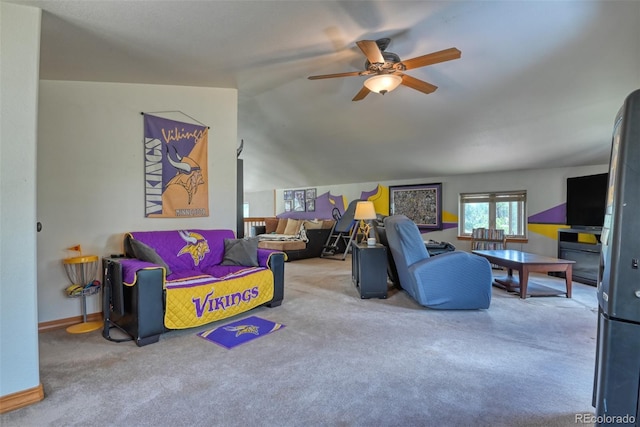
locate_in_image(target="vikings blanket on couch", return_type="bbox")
[121,230,276,329]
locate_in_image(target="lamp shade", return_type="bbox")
[354,201,377,220]
[364,74,402,94]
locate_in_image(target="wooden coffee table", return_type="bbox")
[472,249,575,299]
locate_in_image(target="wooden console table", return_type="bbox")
[472,249,575,299]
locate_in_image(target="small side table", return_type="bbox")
[352,243,388,299]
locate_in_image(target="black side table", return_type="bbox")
[352,243,388,299]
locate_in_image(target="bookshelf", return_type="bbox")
[471,228,506,251]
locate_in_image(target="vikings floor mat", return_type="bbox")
[197,316,285,349]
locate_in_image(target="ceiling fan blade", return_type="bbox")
[308,71,363,80]
[356,40,385,64]
[400,47,461,71]
[400,74,438,94]
[352,86,371,101]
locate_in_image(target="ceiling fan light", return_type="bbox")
[364,74,402,94]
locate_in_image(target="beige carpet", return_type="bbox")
[1,256,599,427]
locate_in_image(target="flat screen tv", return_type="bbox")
[566,173,608,229]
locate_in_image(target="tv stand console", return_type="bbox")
[557,228,601,286]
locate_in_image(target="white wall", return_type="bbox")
[37,81,238,323]
[0,2,41,397]
[246,163,608,257]
[245,189,275,217]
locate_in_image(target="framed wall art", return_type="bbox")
[284,190,294,201]
[389,183,442,230]
[293,190,306,212]
[306,199,315,212]
[305,188,316,200]
[305,188,316,212]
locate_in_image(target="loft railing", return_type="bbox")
[243,217,271,237]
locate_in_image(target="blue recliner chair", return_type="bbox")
[384,215,492,309]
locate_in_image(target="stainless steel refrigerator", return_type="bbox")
[592,89,640,426]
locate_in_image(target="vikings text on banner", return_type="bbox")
[144,114,209,218]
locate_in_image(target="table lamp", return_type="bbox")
[354,201,377,245]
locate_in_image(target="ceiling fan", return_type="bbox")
[308,38,461,101]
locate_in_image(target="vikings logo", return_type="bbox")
[166,146,204,204]
[223,324,259,337]
[177,230,210,266]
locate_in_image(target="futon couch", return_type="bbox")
[102,229,285,346]
[253,218,335,261]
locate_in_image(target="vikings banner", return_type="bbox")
[143,114,209,218]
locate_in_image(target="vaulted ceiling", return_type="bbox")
[8,0,640,192]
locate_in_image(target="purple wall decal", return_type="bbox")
[360,187,378,200]
[277,192,345,220]
[528,203,566,224]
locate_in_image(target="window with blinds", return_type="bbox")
[458,190,527,238]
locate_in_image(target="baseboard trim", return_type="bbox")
[38,312,102,333]
[3,314,103,413]
[0,384,44,414]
